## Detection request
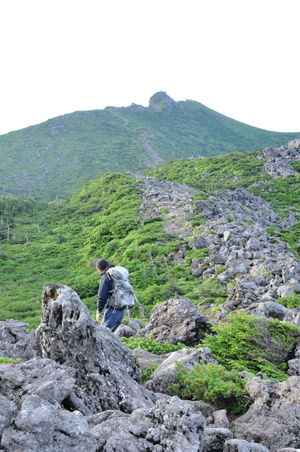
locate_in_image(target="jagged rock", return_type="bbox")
[255,301,291,320]
[35,284,156,414]
[1,394,97,452]
[138,297,212,346]
[0,358,79,411]
[132,348,169,372]
[277,285,296,298]
[232,376,300,451]
[0,394,17,436]
[223,438,270,451]
[144,347,217,393]
[211,409,230,429]
[89,396,206,452]
[204,428,233,451]
[0,319,35,361]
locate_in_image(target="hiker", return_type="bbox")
[95,258,126,332]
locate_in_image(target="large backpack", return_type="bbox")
[106,266,135,309]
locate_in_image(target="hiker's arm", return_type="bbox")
[96,276,109,322]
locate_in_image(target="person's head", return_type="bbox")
[95,258,110,274]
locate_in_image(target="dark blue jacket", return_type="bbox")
[97,272,114,314]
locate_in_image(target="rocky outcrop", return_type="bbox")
[88,396,206,452]
[0,319,35,361]
[138,297,212,345]
[138,176,198,237]
[1,394,97,452]
[35,284,155,414]
[232,376,300,451]
[259,141,300,178]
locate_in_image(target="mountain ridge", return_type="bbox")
[1,92,300,200]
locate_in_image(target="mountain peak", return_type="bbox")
[149,92,176,112]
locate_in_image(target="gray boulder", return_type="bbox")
[144,347,217,393]
[132,348,169,372]
[138,297,212,346]
[35,284,156,413]
[277,285,296,298]
[232,376,300,451]
[255,301,291,320]
[0,319,35,361]
[114,324,136,338]
[1,394,97,452]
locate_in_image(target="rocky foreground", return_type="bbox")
[0,284,300,452]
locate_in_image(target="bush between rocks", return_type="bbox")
[168,362,252,414]
[203,312,300,380]
[121,334,186,354]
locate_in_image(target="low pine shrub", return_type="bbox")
[168,362,251,414]
[203,312,300,380]
[0,357,20,365]
[140,362,160,384]
[276,294,300,310]
[121,335,186,355]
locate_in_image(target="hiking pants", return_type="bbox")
[102,307,125,332]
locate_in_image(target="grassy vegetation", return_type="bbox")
[0,173,226,328]
[1,93,299,200]
[203,313,300,380]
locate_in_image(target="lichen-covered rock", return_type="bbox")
[0,319,35,361]
[1,395,97,452]
[138,297,212,346]
[232,376,300,451]
[89,396,206,452]
[0,358,77,411]
[35,284,156,413]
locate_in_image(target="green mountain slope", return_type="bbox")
[1,144,299,330]
[1,92,300,200]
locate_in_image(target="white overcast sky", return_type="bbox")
[0,0,299,136]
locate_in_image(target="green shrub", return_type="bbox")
[121,335,186,355]
[0,357,21,365]
[203,313,300,380]
[168,362,252,414]
[140,362,160,384]
[276,294,300,309]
